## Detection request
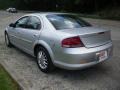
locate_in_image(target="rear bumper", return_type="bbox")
[54,42,113,70]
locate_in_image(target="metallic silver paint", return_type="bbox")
[5,13,113,70]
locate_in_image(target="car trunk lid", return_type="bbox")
[59,27,111,48]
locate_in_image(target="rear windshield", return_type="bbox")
[47,14,92,30]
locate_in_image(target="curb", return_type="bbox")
[0,61,29,90]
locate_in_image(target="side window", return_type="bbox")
[15,16,29,28]
[27,16,41,30]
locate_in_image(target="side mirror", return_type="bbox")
[9,23,16,28]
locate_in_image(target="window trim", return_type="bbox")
[15,16,29,29]
[26,16,42,30]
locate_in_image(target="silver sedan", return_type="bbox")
[5,13,113,73]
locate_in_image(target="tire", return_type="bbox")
[5,33,12,47]
[36,46,55,73]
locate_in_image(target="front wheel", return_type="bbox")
[36,47,55,73]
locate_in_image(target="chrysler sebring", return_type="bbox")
[5,13,113,73]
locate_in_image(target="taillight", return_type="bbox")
[62,36,84,48]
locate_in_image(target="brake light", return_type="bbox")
[62,36,84,48]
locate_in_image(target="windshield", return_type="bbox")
[47,14,92,30]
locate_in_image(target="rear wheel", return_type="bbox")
[36,47,55,73]
[5,33,12,47]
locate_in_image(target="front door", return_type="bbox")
[9,16,29,47]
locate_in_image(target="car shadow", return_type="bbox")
[50,63,110,82]
[11,45,111,81]
[11,45,36,61]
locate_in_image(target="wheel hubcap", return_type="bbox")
[37,51,48,69]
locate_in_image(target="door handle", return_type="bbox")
[33,34,38,37]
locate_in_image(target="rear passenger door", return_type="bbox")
[18,16,42,55]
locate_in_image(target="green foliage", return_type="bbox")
[0,0,120,20]
[0,64,19,90]
[75,0,81,4]
[0,0,17,9]
[0,0,120,12]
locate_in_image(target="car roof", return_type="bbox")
[24,12,73,17]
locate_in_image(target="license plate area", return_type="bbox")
[96,50,108,61]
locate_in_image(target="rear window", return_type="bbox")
[47,14,92,30]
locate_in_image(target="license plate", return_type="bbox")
[97,51,108,61]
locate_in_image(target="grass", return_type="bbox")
[0,64,19,90]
